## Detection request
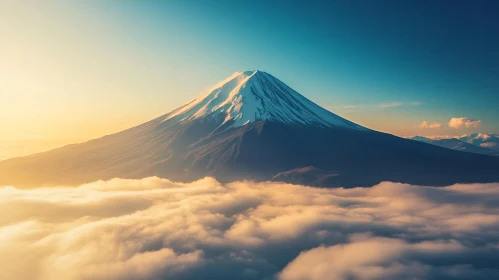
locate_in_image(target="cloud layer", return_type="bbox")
[1,178,499,280]
[449,117,482,129]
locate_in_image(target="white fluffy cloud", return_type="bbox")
[1,178,499,280]
[418,121,442,129]
[448,117,482,129]
[280,236,466,280]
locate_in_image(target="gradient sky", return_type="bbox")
[1,0,498,159]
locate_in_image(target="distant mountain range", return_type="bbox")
[1,71,499,188]
[410,134,499,156]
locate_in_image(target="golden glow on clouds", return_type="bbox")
[449,117,482,129]
[1,177,499,279]
[417,120,442,129]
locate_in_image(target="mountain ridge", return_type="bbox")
[410,134,499,156]
[1,71,499,188]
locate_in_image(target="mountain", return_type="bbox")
[1,70,499,188]
[458,133,499,152]
[411,135,499,156]
[164,70,365,130]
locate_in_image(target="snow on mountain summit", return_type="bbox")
[164,70,366,130]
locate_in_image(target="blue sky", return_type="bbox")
[1,0,498,155]
[105,0,499,136]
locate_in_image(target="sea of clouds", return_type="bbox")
[1,177,499,280]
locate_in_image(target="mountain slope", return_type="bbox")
[1,71,499,188]
[411,135,499,156]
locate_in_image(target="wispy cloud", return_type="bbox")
[448,117,482,129]
[377,102,403,108]
[341,101,421,110]
[417,121,442,129]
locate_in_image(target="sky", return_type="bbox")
[1,0,498,159]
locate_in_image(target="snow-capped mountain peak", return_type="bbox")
[163,70,366,130]
[460,133,498,142]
